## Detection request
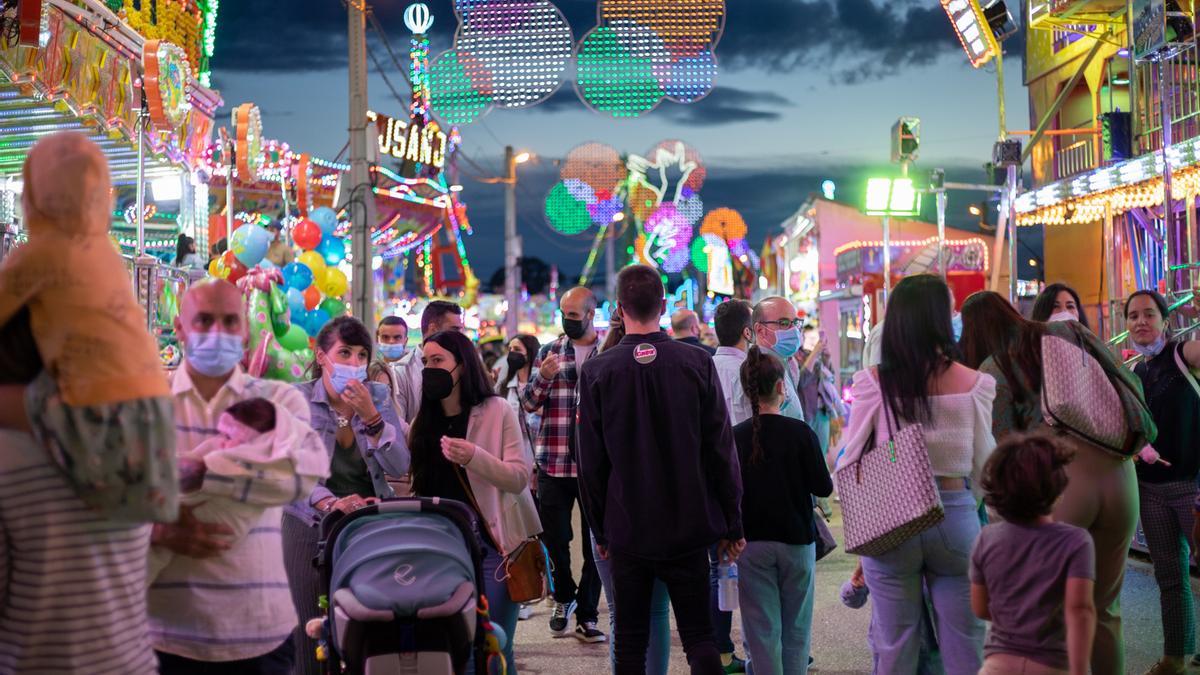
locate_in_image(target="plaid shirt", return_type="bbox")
[521,335,596,477]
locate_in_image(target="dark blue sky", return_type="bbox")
[209,0,1036,278]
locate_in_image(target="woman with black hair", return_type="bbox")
[960,291,1024,370]
[971,289,1151,675]
[1032,282,1090,329]
[734,345,831,674]
[174,233,200,269]
[1125,290,1200,675]
[409,330,541,673]
[284,315,407,675]
[836,274,997,674]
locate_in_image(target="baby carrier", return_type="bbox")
[314,498,506,675]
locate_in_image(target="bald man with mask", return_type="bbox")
[672,309,717,356]
[149,279,326,675]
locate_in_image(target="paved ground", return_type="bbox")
[509,508,1189,674]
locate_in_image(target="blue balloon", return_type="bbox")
[282,262,314,291]
[258,257,278,270]
[230,224,271,267]
[307,308,331,336]
[310,207,338,237]
[316,236,347,265]
[286,287,306,317]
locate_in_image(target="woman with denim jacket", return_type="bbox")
[283,316,409,675]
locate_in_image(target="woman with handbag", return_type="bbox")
[836,274,996,674]
[963,291,1152,675]
[1125,290,1200,675]
[409,330,542,673]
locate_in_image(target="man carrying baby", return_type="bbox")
[150,278,327,675]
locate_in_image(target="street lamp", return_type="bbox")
[479,147,535,338]
[514,152,532,165]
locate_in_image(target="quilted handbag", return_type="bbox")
[1040,325,1142,456]
[835,410,944,557]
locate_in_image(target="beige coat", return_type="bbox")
[461,396,542,554]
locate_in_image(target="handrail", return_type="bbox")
[1108,292,1195,346]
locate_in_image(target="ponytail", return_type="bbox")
[739,346,786,466]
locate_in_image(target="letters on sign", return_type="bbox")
[376,114,448,170]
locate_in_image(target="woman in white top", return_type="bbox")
[496,334,541,465]
[837,274,997,674]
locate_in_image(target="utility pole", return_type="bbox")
[347,0,376,322]
[504,146,521,339]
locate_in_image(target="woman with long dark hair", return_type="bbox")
[836,274,996,673]
[734,345,831,674]
[284,316,407,674]
[1032,282,1090,329]
[971,290,1150,675]
[497,334,541,466]
[1124,290,1200,675]
[959,291,1024,370]
[409,330,541,673]
[174,233,200,269]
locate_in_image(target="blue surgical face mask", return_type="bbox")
[770,326,802,358]
[1133,334,1167,359]
[379,343,406,361]
[186,331,244,377]
[329,362,368,394]
[952,313,963,342]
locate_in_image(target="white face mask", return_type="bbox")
[1047,311,1077,323]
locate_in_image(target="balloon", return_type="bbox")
[258,257,278,270]
[208,257,225,279]
[310,206,338,237]
[282,262,314,291]
[268,285,291,335]
[297,250,327,277]
[278,324,309,351]
[287,287,307,317]
[319,268,348,297]
[229,224,271,267]
[316,236,346,265]
[293,219,323,251]
[305,308,331,337]
[221,250,248,283]
[303,284,322,310]
[319,297,347,318]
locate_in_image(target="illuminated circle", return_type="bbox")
[561,142,627,193]
[545,182,594,234]
[658,49,717,103]
[576,22,668,118]
[597,0,726,56]
[700,207,747,242]
[690,236,710,273]
[142,40,193,131]
[234,103,264,180]
[430,50,493,125]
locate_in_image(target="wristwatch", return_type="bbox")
[335,415,351,429]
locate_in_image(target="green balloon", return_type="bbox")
[319,297,347,318]
[278,324,309,352]
[269,284,289,317]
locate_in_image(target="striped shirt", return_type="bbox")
[150,366,316,662]
[0,431,156,674]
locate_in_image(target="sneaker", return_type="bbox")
[517,604,534,621]
[1144,659,1186,675]
[574,621,607,643]
[549,600,576,637]
[722,654,747,673]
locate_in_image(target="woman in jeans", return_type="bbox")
[409,330,542,673]
[1125,290,1200,675]
[734,346,832,673]
[837,274,996,674]
[963,291,1152,675]
[285,316,409,674]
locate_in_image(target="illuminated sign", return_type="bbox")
[940,0,999,68]
[369,111,448,170]
[865,177,922,217]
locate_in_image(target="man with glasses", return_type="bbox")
[751,296,806,422]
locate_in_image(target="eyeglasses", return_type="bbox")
[757,318,801,330]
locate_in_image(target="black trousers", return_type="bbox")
[157,636,294,675]
[610,548,723,675]
[538,473,601,623]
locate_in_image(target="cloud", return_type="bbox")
[528,85,789,126]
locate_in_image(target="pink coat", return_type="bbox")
[461,397,543,555]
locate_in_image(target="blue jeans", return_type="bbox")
[468,544,520,674]
[861,489,983,675]
[736,541,815,675]
[592,532,671,675]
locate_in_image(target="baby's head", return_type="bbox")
[217,398,277,448]
[981,433,1073,524]
[21,132,113,239]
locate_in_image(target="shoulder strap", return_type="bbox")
[454,464,500,549]
[1173,342,1200,401]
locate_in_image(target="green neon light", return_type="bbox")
[864,177,921,217]
[576,26,665,119]
[430,50,491,125]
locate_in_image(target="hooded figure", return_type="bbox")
[0,132,176,521]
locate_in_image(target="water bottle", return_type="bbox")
[717,561,739,611]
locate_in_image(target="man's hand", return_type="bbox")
[538,353,561,380]
[151,503,234,558]
[717,538,746,563]
[850,560,866,589]
[317,495,377,514]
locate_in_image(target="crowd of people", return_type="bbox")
[2,134,1200,675]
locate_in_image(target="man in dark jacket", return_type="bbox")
[577,265,744,675]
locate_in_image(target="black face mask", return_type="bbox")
[422,366,456,401]
[562,317,588,341]
[506,352,528,371]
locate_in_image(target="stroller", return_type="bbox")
[314,497,506,675]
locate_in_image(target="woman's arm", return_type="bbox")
[359,383,410,477]
[1183,340,1200,370]
[970,583,991,621]
[1064,577,1096,675]
[463,402,531,493]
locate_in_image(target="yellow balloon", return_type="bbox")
[320,268,348,297]
[208,258,225,278]
[297,250,327,277]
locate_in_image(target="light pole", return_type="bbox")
[347,0,376,322]
[502,147,531,338]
